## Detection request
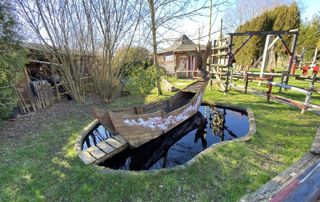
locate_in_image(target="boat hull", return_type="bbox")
[94,80,208,148]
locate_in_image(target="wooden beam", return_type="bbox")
[234,35,253,56]
[285,32,299,84]
[251,36,280,69]
[29,59,60,66]
[260,35,273,79]
[277,34,292,56]
[224,35,234,94]
[229,29,299,37]
[268,82,310,94]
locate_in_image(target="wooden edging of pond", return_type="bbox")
[85,100,256,175]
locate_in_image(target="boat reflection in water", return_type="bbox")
[82,104,249,171]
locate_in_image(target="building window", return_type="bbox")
[164,54,174,62]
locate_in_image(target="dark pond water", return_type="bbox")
[82,104,249,171]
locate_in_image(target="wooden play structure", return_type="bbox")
[208,20,229,90]
[224,29,299,93]
[209,28,320,113]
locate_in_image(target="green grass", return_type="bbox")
[232,72,320,105]
[1,80,319,201]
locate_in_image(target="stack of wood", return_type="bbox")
[16,80,55,113]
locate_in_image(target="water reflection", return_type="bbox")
[82,104,249,170]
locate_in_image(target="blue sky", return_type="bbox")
[159,0,320,48]
[301,0,320,20]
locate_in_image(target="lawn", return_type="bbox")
[0,79,319,201]
[231,71,320,105]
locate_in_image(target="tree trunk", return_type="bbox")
[148,0,162,95]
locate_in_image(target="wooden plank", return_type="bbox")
[112,135,128,144]
[15,88,30,113]
[87,146,106,159]
[229,29,298,36]
[105,138,123,149]
[268,82,310,94]
[96,141,114,153]
[78,150,96,165]
[311,127,320,154]
[94,144,129,164]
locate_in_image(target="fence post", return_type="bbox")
[301,91,312,113]
[279,71,285,93]
[51,65,61,101]
[267,75,274,102]
[310,72,316,90]
[244,72,249,94]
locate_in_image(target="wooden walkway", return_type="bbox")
[78,135,128,165]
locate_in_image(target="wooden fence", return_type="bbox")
[16,80,55,113]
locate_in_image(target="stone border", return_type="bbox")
[74,100,256,175]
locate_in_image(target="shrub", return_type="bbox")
[0,2,28,121]
[127,65,164,95]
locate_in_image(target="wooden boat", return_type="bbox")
[93,79,208,148]
[99,112,207,170]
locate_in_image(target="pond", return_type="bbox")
[82,104,249,171]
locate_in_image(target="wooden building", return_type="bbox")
[13,42,93,113]
[157,35,206,79]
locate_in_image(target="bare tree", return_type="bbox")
[15,0,142,102]
[82,0,142,101]
[16,1,89,102]
[147,0,162,95]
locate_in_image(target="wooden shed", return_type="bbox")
[157,35,206,79]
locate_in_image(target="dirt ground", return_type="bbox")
[0,95,103,142]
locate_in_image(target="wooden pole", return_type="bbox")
[285,32,299,85]
[279,71,285,93]
[299,47,306,69]
[268,82,310,94]
[225,36,233,94]
[250,36,280,69]
[311,48,318,66]
[310,72,316,90]
[244,72,249,94]
[51,65,60,101]
[266,75,274,102]
[260,35,272,81]
[302,91,313,113]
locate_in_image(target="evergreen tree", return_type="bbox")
[298,13,320,61]
[233,3,301,67]
[0,2,28,121]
